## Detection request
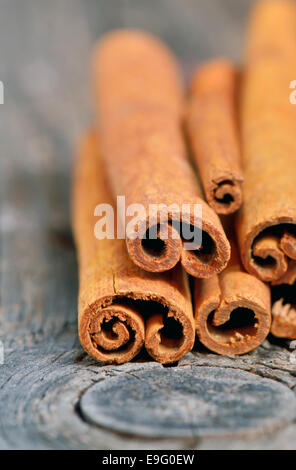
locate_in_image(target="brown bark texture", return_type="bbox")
[271,297,296,339]
[194,233,271,355]
[92,30,230,278]
[187,59,243,215]
[72,131,195,364]
[236,0,296,284]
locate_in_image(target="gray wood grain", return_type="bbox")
[80,365,296,438]
[1,0,296,450]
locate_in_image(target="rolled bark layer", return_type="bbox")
[236,0,296,283]
[92,30,230,278]
[72,131,195,364]
[187,60,243,215]
[271,292,296,340]
[271,267,296,339]
[194,236,271,355]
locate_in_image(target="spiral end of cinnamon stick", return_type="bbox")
[79,301,145,365]
[145,309,195,364]
[126,209,230,278]
[180,221,231,278]
[209,179,243,215]
[126,223,182,273]
[195,273,271,355]
[242,224,296,282]
[197,302,270,355]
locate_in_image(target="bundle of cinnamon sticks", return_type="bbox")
[72,0,296,365]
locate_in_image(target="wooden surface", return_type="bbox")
[1,0,296,450]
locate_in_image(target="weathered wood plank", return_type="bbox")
[0,343,296,449]
[80,364,296,438]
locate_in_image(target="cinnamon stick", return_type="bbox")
[187,60,243,215]
[92,30,230,278]
[236,0,296,282]
[271,263,296,339]
[194,232,271,355]
[72,131,195,364]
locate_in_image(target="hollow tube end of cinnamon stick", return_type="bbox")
[194,273,271,355]
[241,225,296,284]
[126,208,231,279]
[180,213,231,278]
[126,222,182,273]
[145,309,195,364]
